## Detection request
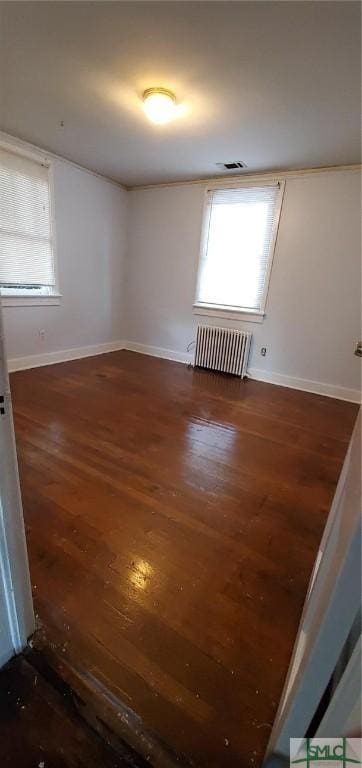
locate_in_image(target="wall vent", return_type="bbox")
[216,161,247,171]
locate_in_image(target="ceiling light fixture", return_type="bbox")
[143,87,176,125]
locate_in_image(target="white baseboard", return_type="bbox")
[123,340,193,365]
[125,342,360,403]
[8,340,125,373]
[247,367,361,404]
[8,338,360,404]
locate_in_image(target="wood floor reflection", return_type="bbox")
[10,351,359,767]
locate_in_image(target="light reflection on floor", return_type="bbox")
[128,557,154,591]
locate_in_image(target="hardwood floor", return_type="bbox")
[10,351,358,767]
[0,655,142,768]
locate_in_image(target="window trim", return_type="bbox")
[193,179,285,323]
[0,141,60,307]
[1,294,62,307]
[193,303,265,323]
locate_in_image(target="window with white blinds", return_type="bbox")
[195,182,283,316]
[0,148,56,297]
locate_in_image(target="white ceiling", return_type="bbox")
[0,2,360,187]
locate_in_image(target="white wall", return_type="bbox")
[2,147,360,402]
[125,170,361,401]
[3,157,128,365]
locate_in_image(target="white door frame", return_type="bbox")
[316,634,361,737]
[264,411,361,764]
[0,297,34,663]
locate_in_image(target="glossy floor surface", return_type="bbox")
[11,352,358,767]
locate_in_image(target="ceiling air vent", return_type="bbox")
[216,161,247,171]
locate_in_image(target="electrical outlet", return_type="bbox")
[39,330,45,341]
[261,347,267,357]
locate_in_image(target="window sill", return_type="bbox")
[193,303,265,323]
[1,294,62,307]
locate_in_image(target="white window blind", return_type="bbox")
[0,148,55,296]
[196,183,282,314]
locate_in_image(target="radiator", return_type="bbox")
[194,325,252,377]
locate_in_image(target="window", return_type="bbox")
[194,182,284,321]
[0,147,58,304]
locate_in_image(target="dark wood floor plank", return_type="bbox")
[10,351,359,768]
[0,656,141,768]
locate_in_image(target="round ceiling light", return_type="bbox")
[142,87,176,125]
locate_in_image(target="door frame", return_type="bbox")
[264,411,361,764]
[0,297,34,663]
[316,634,361,737]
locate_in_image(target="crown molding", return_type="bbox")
[1,129,360,192]
[0,130,127,191]
[128,163,361,192]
